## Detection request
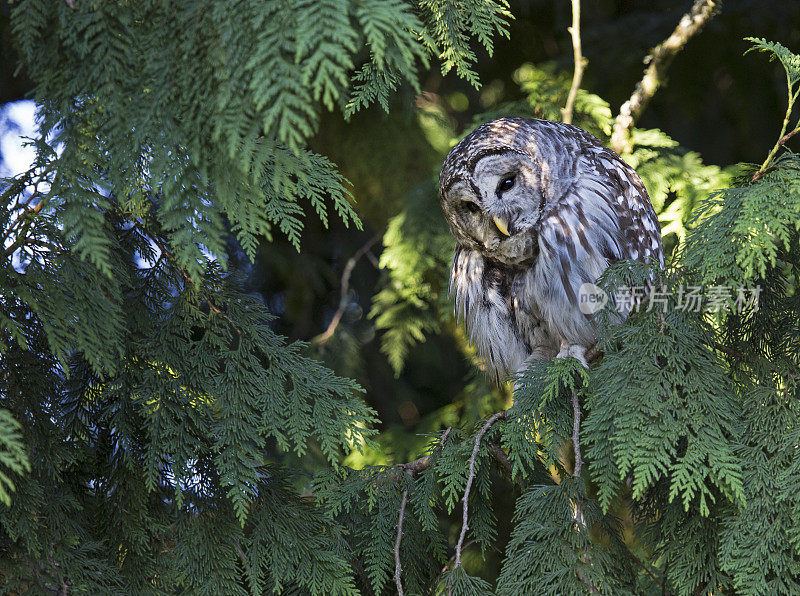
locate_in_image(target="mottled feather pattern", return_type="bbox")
[440,117,663,381]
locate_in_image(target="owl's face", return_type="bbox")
[441,149,544,266]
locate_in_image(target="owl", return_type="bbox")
[439,117,663,381]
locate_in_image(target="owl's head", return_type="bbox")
[439,117,577,265]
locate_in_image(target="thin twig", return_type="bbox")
[313,234,380,346]
[710,341,799,381]
[629,548,670,594]
[752,63,800,182]
[393,488,409,596]
[610,0,720,154]
[3,199,44,258]
[4,190,40,238]
[397,427,452,476]
[571,390,599,593]
[487,440,515,481]
[453,411,507,570]
[752,113,800,182]
[777,126,800,151]
[234,540,252,579]
[393,427,452,594]
[571,391,583,479]
[434,539,476,590]
[562,0,586,125]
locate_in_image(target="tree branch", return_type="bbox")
[752,92,800,182]
[628,547,671,594]
[562,0,586,125]
[313,234,380,346]
[571,389,599,592]
[393,427,451,595]
[610,0,720,154]
[234,540,252,582]
[487,440,515,481]
[397,427,452,476]
[393,488,409,596]
[710,340,799,381]
[453,410,507,570]
[571,391,583,479]
[3,197,43,258]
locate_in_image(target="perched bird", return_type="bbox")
[439,117,663,381]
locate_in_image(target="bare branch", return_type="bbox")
[571,391,583,479]
[234,540,252,582]
[313,234,380,346]
[393,488,409,596]
[454,410,508,570]
[629,547,671,594]
[393,427,451,594]
[562,0,587,125]
[710,341,799,381]
[3,197,44,258]
[753,113,800,181]
[610,0,720,154]
[571,390,599,592]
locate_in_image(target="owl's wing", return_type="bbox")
[527,146,663,346]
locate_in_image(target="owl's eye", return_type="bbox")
[463,201,481,214]
[497,174,516,195]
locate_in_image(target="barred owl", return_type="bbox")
[439,117,663,381]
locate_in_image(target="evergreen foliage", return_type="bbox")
[2,1,800,594]
[1,0,507,592]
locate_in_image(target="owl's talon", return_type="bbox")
[557,343,588,368]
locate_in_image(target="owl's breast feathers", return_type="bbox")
[450,247,559,382]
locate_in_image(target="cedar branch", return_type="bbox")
[234,540,252,583]
[629,548,671,594]
[453,410,508,570]
[571,391,583,478]
[752,85,800,181]
[710,341,799,381]
[610,0,720,154]
[3,198,43,258]
[132,222,238,331]
[487,440,515,481]
[572,389,597,593]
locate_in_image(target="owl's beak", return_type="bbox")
[492,215,511,237]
